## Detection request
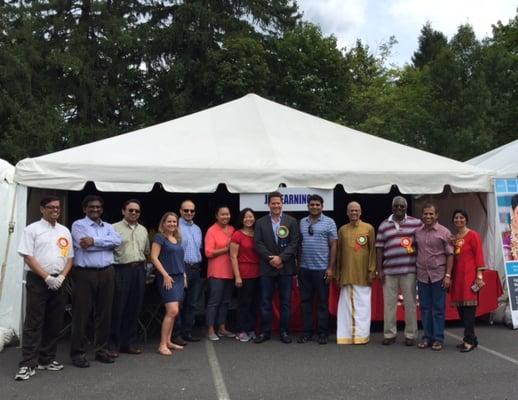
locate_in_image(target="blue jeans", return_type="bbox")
[205,278,233,327]
[174,265,203,337]
[298,268,329,336]
[260,275,292,336]
[417,280,446,343]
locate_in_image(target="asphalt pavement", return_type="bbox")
[1,322,517,400]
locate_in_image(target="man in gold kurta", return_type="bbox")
[335,201,376,344]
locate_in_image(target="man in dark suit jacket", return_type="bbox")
[254,191,299,344]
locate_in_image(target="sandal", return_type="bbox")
[460,343,475,353]
[417,340,431,349]
[157,346,173,356]
[431,341,443,351]
[167,343,184,351]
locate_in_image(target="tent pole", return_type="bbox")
[0,183,18,303]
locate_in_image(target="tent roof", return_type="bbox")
[466,139,518,178]
[15,94,493,193]
[0,159,14,183]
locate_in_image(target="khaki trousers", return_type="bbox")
[383,273,417,339]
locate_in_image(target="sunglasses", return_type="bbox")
[182,209,195,213]
[127,209,141,214]
[44,205,60,210]
[308,225,314,236]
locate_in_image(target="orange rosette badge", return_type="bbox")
[57,237,70,257]
[400,237,414,254]
[354,235,368,251]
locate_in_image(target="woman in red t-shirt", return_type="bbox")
[230,208,260,342]
[450,209,486,352]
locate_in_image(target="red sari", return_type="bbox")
[450,230,485,306]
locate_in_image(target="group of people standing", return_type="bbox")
[14,191,487,382]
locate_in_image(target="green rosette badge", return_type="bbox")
[277,225,289,239]
[356,235,367,246]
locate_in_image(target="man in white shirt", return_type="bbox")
[15,197,74,381]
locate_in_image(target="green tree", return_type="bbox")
[267,23,351,122]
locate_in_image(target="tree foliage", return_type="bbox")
[0,1,517,164]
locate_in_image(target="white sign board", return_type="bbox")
[240,188,333,212]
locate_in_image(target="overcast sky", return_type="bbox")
[296,0,517,66]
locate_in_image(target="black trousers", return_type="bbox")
[20,271,66,368]
[70,266,114,359]
[298,268,329,336]
[236,278,260,333]
[109,262,145,350]
[457,305,477,345]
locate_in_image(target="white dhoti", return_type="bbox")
[337,285,371,344]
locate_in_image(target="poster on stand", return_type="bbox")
[494,178,518,328]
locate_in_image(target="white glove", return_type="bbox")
[55,274,65,289]
[44,275,59,290]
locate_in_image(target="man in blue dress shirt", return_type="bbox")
[173,199,203,344]
[70,195,122,368]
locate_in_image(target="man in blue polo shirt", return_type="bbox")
[298,194,337,344]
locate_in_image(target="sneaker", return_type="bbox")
[15,366,35,381]
[247,331,256,340]
[37,361,64,371]
[217,330,235,338]
[235,332,251,342]
[207,333,220,341]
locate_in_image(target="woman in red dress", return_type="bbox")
[450,209,485,352]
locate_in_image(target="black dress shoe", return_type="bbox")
[182,333,201,342]
[120,346,142,355]
[107,350,120,358]
[382,337,396,345]
[253,334,270,344]
[280,332,292,344]
[95,353,115,364]
[297,335,313,344]
[72,356,90,368]
[172,336,187,346]
[317,335,328,345]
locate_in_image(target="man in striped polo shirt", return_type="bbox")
[376,196,423,346]
[297,194,338,345]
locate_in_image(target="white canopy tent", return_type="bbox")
[9,94,499,339]
[0,159,27,343]
[468,139,518,177]
[15,94,492,194]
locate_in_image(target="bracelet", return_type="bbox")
[445,274,451,278]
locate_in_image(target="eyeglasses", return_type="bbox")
[308,225,314,236]
[44,206,60,210]
[182,209,195,213]
[127,209,141,214]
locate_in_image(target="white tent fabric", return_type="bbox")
[0,159,14,182]
[0,160,27,341]
[15,94,493,194]
[467,139,518,178]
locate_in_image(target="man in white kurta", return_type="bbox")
[335,202,376,344]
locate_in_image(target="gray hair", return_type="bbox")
[392,196,407,207]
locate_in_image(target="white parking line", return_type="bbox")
[205,340,231,400]
[445,331,518,366]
